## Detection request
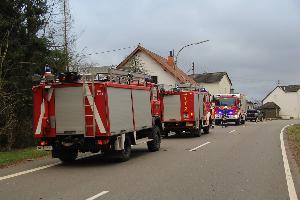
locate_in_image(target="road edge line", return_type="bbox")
[0,162,60,181]
[280,124,298,200]
[0,152,102,182]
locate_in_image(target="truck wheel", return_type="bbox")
[163,130,169,138]
[58,148,78,163]
[192,128,201,137]
[115,135,131,162]
[147,126,161,152]
[203,126,210,134]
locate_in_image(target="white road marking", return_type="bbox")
[86,191,109,200]
[0,162,60,181]
[280,124,298,200]
[189,142,211,152]
[228,130,236,133]
[0,152,103,182]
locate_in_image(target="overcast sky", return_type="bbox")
[69,0,300,100]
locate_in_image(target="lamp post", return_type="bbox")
[174,40,209,65]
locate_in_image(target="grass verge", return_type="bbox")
[0,147,50,168]
[287,124,300,165]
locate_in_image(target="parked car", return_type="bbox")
[246,109,263,121]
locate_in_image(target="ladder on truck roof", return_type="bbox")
[82,74,96,137]
[85,67,148,84]
[173,83,203,92]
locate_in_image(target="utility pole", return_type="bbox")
[192,62,195,75]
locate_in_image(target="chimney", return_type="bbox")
[230,88,235,94]
[167,50,175,67]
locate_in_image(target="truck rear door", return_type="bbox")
[163,94,181,121]
[55,87,85,135]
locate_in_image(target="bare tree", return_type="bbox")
[126,54,147,74]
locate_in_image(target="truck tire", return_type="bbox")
[147,126,161,152]
[192,128,201,137]
[115,135,131,162]
[58,148,78,163]
[163,130,169,138]
[203,125,210,134]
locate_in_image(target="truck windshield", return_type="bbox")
[215,98,236,106]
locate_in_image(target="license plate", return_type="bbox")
[37,146,53,151]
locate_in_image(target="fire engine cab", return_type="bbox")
[33,69,162,162]
[213,93,247,125]
[160,85,212,137]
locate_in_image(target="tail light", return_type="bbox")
[98,139,109,145]
[38,140,48,146]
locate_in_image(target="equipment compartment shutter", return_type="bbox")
[107,87,134,135]
[194,94,200,120]
[132,90,152,130]
[199,94,204,118]
[55,87,85,134]
[163,95,181,121]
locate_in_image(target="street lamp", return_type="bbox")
[174,40,209,65]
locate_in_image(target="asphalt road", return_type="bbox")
[0,120,299,200]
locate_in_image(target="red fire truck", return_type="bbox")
[33,69,162,162]
[160,85,211,137]
[213,93,247,125]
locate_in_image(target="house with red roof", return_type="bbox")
[117,45,196,89]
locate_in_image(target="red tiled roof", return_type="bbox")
[117,45,196,84]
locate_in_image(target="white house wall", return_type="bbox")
[263,87,300,119]
[198,83,219,95]
[124,51,177,89]
[218,76,231,94]
[199,76,231,95]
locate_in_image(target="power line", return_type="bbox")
[86,45,137,56]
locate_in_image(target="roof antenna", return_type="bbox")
[277,80,281,86]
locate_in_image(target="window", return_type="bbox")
[151,76,158,84]
[215,98,236,106]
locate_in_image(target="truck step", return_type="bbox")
[135,138,153,145]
